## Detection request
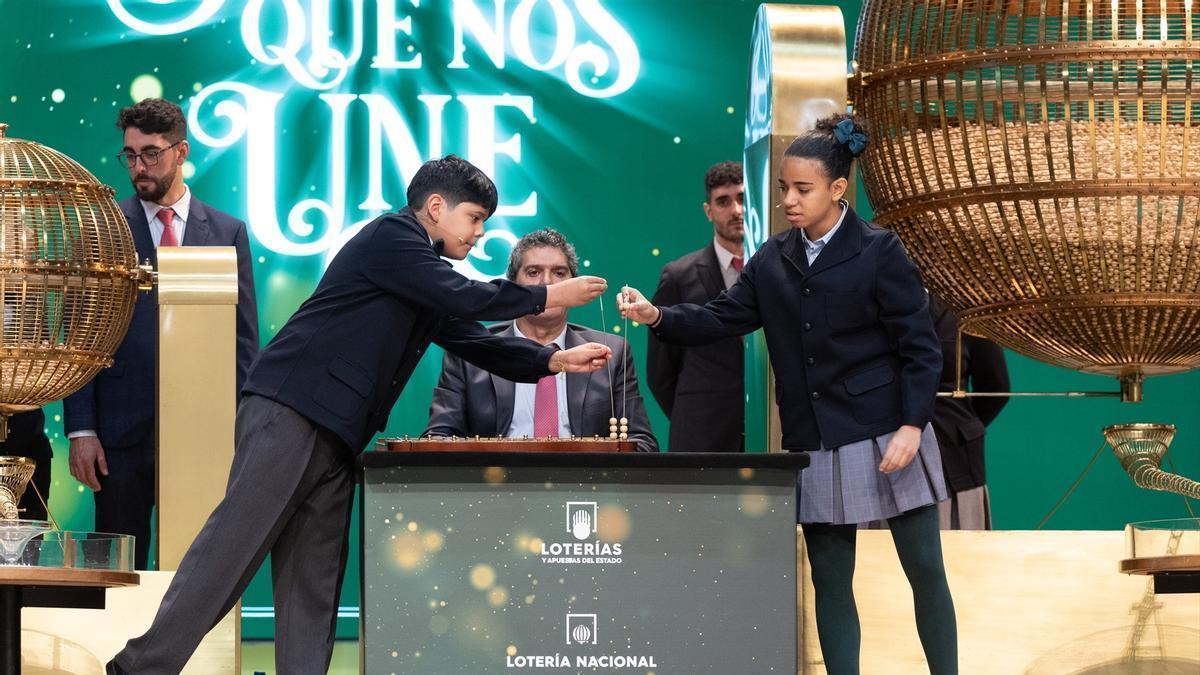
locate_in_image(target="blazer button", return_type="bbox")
[803,322,812,331]
[803,288,811,296]
[806,357,815,366]
[811,391,820,400]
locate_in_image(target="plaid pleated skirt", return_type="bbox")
[798,423,948,525]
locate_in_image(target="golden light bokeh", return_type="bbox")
[422,530,444,552]
[483,466,506,484]
[596,504,631,542]
[506,645,518,656]
[390,531,429,571]
[487,586,509,607]
[469,563,496,589]
[738,488,770,518]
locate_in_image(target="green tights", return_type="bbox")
[802,504,958,675]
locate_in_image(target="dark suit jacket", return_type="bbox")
[243,207,559,453]
[653,205,941,452]
[928,295,1009,492]
[62,195,259,448]
[424,322,658,452]
[647,242,744,452]
[0,409,52,520]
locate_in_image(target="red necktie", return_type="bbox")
[533,375,558,437]
[157,207,179,247]
[731,256,744,272]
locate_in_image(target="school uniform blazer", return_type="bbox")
[243,207,558,453]
[63,195,259,448]
[646,242,744,452]
[651,206,941,452]
[424,322,658,453]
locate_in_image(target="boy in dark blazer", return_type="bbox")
[107,155,612,675]
[63,98,259,569]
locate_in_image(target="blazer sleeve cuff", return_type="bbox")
[535,343,557,375]
[651,305,675,336]
[528,284,547,315]
[901,411,932,430]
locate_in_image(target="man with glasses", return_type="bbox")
[63,97,259,569]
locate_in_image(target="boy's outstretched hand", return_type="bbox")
[549,342,612,373]
[546,276,608,308]
[616,286,660,325]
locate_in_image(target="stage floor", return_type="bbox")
[241,641,357,674]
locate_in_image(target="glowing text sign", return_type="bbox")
[106,0,641,268]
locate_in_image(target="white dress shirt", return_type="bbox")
[507,323,572,438]
[802,202,848,265]
[141,184,192,247]
[711,238,743,290]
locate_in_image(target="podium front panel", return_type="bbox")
[361,452,805,674]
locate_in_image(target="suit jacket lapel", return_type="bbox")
[120,197,157,266]
[805,208,863,278]
[181,196,212,246]
[780,227,809,277]
[564,326,591,434]
[696,242,725,297]
[492,324,518,435]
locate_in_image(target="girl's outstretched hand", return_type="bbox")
[616,286,661,326]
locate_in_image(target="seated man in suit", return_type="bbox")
[425,229,658,452]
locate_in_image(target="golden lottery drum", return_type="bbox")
[855,0,1200,383]
[0,123,144,435]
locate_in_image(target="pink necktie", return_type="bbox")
[731,256,744,273]
[533,375,558,437]
[157,207,179,247]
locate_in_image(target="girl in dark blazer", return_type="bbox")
[619,115,957,674]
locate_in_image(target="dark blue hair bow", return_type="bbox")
[833,118,868,155]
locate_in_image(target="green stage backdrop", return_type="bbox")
[1,0,1196,640]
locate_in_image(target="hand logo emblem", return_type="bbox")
[571,509,592,540]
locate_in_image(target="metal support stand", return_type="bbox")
[1,585,18,674]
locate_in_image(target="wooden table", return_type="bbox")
[1119,553,1200,593]
[0,567,139,674]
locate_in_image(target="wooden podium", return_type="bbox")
[359,448,808,674]
[378,437,636,453]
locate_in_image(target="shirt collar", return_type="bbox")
[802,201,848,252]
[512,320,567,350]
[142,183,191,224]
[711,238,742,271]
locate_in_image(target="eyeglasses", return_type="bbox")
[116,141,181,168]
